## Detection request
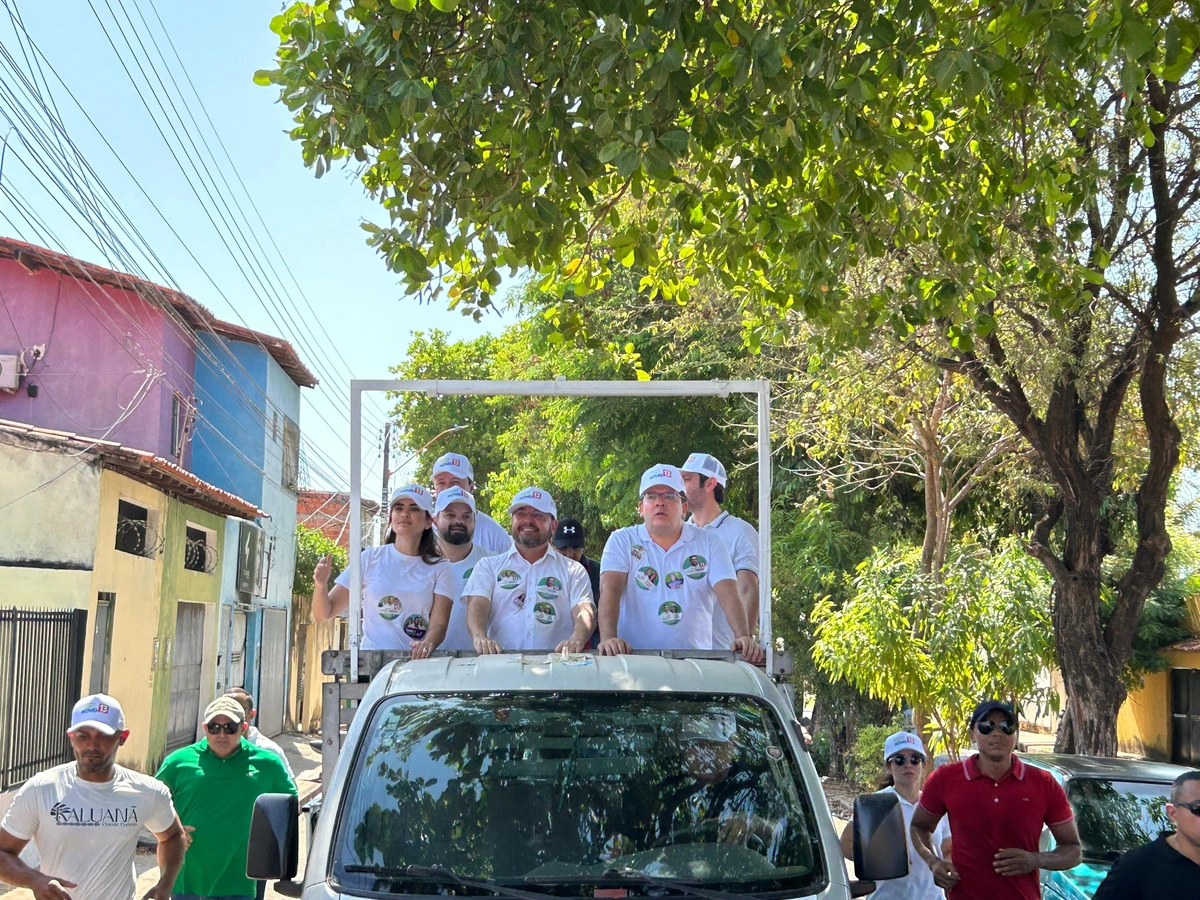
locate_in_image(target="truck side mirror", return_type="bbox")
[852,791,908,882]
[247,793,299,881]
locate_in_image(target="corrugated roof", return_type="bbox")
[1166,636,1200,652]
[0,417,265,520]
[0,236,318,388]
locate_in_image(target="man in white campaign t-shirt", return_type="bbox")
[430,452,513,554]
[465,486,595,652]
[433,485,497,650]
[598,465,764,663]
[680,453,761,651]
[0,694,187,900]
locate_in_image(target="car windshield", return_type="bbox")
[1068,778,1174,860]
[332,693,825,896]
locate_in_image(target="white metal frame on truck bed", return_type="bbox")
[347,378,777,678]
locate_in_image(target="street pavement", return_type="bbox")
[0,733,321,900]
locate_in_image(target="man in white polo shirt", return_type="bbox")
[433,485,498,649]
[430,452,512,553]
[465,486,596,652]
[598,464,764,663]
[680,452,761,650]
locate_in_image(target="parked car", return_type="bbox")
[1024,753,1193,899]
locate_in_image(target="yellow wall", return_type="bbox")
[86,470,169,773]
[1118,647,1200,760]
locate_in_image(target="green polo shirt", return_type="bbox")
[156,738,297,898]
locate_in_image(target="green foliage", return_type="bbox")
[293,525,347,596]
[845,715,909,790]
[813,536,1056,757]
[808,730,833,778]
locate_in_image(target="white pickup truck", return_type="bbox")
[246,650,906,899]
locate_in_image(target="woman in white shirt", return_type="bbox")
[840,731,953,899]
[313,484,453,657]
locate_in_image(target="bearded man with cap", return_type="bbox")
[313,483,453,657]
[680,453,761,650]
[0,694,187,900]
[464,486,596,653]
[433,485,497,649]
[838,731,952,900]
[597,464,764,662]
[430,452,513,553]
[911,699,1081,899]
[156,696,296,900]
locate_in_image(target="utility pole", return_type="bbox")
[379,422,391,544]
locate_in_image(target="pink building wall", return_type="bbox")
[0,257,197,463]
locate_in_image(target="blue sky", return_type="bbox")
[0,1,507,492]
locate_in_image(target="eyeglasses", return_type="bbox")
[205,722,240,735]
[976,719,1016,736]
[888,754,925,767]
[1173,800,1200,815]
[642,491,681,503]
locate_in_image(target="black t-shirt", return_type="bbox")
[1093,834,1200,900]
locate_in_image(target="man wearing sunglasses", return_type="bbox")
[156,696,297,900]
[911,699,1082,899]
[1093,769,1200,898]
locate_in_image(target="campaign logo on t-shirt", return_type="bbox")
[683,555,709,580]
[378,595,402,621]
[537,576,562,599]
[497,569,521,590]
[635,566,659,590]
[665,571,684,589]
[463,568,474,580]
[658,600,683,625]
[402,614,429,639]
[630,544,646,561]
[511,591,527,611]
[533,601,557,625]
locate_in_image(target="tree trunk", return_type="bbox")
[1053,702,1075,754]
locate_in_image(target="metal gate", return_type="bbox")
[1172,668,1200,767]
[257,608,287,737]
[165,602,206,751]
[0,608,88,789]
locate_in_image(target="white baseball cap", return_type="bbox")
[509,486,557,517]
[431,452,475,481]
[390,483,433,514]
[434,485,476,515]
[680,452,728,487]
[640,464,685,495]
[883,730,926,762]
[68,693,126,735]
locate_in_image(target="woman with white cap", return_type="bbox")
[313,484,453,658]
[839,730,953,899]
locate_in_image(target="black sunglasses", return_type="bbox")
[1174,800,1200,815]
[205,721,240,735]
[888,753,925,767]
[976,719,1016,736]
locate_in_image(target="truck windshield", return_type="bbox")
[332,693,826,896]
[1067,778,1174,861]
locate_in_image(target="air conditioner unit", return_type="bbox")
[0,354,19,391]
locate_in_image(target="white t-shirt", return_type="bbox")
[691,511,760,649]
[866,786,952,900]
[600,523,737,650]
[472,511,513,554]
[463,545,594,650]
[335,544,454,650]
[0,763,176,900]
[440,542,496,650]
[246,725,297,782]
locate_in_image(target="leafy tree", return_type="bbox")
[262,0,1200,753]
[294,524,348,595]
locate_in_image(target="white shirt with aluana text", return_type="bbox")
[472,511,513,554]
[440,542,497,650]
[868,786,952,900]
[0,762,176,900]
[600,523,737,650]
[689,511,759,649]
[463,545,594,650]
[335,545,454,650]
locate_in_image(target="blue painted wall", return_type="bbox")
[191,335,268,507]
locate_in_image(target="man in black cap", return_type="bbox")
[553,518,600,604]
[911,699,1081,899]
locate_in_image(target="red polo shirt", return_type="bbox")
[918,753,1073,900]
